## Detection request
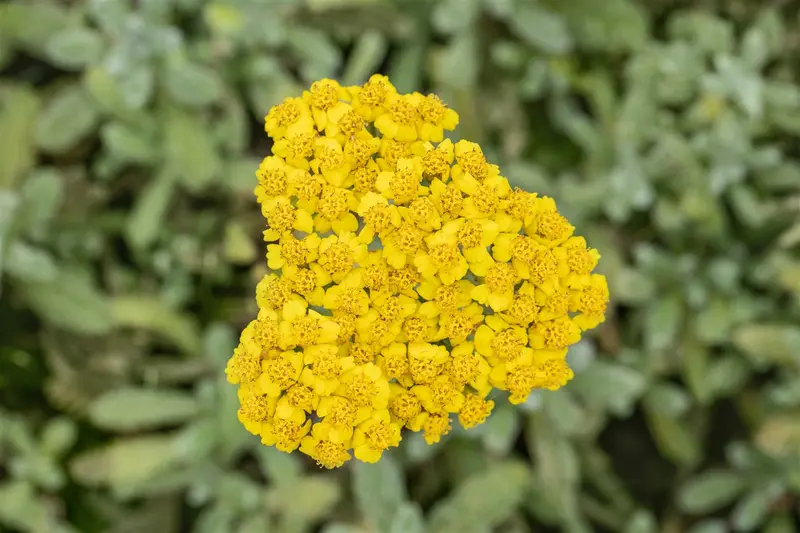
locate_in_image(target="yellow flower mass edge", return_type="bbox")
[225,75,609,469]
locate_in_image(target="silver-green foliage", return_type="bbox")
[0,0,799,532]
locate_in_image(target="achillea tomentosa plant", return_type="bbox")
[225,75,609,468]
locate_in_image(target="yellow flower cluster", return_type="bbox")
[225,75,609,469]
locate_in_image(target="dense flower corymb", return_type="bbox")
[225,75,609,468]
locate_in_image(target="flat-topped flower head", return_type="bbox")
[229,74,607,468]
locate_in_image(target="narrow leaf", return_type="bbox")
[112,295,201,354]
[125,170,176,250]
[45,26,104,69]
[88,388,200,431]
[678,470,747,513]
[389,503,425,533]
[21,267,113,334]
[352,455,407,533]
[35,84,100,154]
[427,461,530,533]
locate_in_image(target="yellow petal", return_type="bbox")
[260,424,277,445]
[283,299,307,321]
[354,445,382,463]
[413,254,437,278]
[471,284,490,305]
[375,172,393,193]
[488,291,513,311]
[489,364,507,388]
[416,279,439,300]
[318,321,341,343]
[294,210,314,233]
[374,114,398,138]
[443,109,459,129]
[385,248,407,269]
[275,401,295,419]
[474,325,494,357]
[455,172,479,195]
[267,252,284,270]
[397,124,418,142]
[312,107,327,130]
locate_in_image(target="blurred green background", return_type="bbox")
[1,0,800,532]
